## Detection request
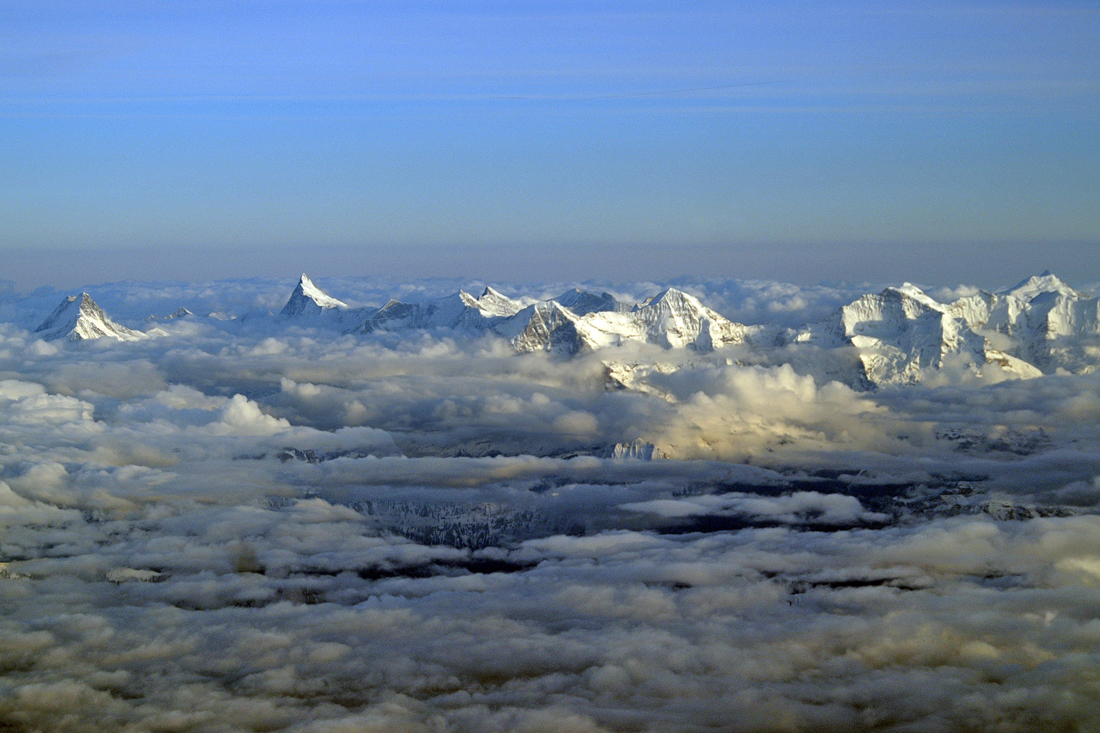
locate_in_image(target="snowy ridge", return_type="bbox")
[280,274,350,319]
[500,301,586,355]
[276,277,751,353]
[352,288,525,334]
[1001,271,1078,301]
[796,273,1096,385]
[627,288,749,350]
[35,293,147,342]
[33,272,1100,390]
[835,285,992,385]
[553,289,630,316]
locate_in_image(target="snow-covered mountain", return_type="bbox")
[33,272,1100,391]
[35,293,147,342]
[280,274,356,323]
[831,284,1036,386]
[956,272,1100,374]
[497,300,588,355]
[501,287,754,354]
[790,272,1099,386]
[351,287,528,334]
[348,285,755,354]
[552,289,630,316]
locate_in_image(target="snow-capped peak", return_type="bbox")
[475,286,524,317]
[1001,271,1077,302]
[35,293,146,342]
[280,274,348,317]
[622,287,747,350]
[634,288,722,325]
[893,283,944,311]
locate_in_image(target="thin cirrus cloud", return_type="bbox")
[3,2,1096,111]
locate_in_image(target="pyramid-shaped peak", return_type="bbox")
[35,292,144,342]
[297,274,345,305]
[281,274,347,316]
[655,286,690,300]
[637,287,703,312]
[36,292,93,332]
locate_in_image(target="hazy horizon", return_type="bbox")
[4,2,1100,730]
[4,268,1100,731]
[4,1,1097,289]
[5,240,1100,295]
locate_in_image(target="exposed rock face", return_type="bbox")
[46,271,1100,392]
[280,274,349,318]
[35,293,146,342]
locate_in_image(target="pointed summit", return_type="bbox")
[475,286,524,317]
[35,293,146,342]
[280,274,348,317]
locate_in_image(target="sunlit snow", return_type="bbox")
[1,273,1100,732]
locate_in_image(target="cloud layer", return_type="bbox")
[1,276,1099,731]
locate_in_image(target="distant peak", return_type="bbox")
[1002,272,1076,300]
[637,287,698,310]
[553,289,626,316]
[471,286,522,317]
[886,282,942,310]
[35,292,144,342]
[297,274,329,299]
[281,274,347,316]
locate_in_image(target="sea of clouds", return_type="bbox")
[1,276,1099,732]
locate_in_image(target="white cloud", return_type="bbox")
[212,394,292,436]
[0,275,1098,731]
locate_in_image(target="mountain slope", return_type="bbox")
[498,301,587,355]
[500,287,752,354]
[552,289,629,316]
[35,293,146,342]
[808,277,1100,386]
[837,285,986,385]
[280,274,350,318]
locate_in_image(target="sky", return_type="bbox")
[2,0,1098,289]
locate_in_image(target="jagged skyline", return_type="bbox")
[27,270,1100,390]
[3,269,1100,730]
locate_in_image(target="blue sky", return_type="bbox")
[2,1,1097,288]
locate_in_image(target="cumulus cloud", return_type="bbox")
[626,362,902,461]
[0,275,1098,731]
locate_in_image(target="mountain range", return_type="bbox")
[33,272,1100,388]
